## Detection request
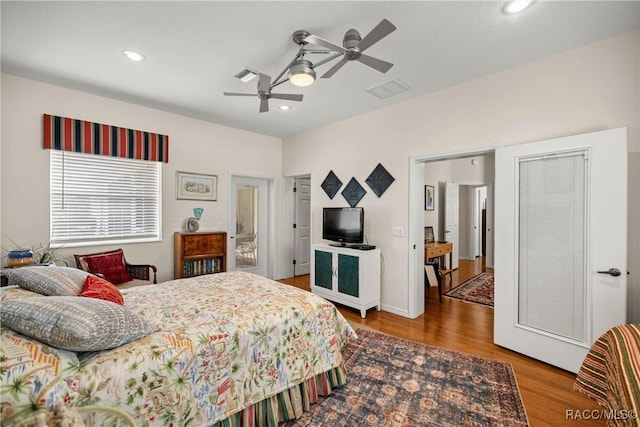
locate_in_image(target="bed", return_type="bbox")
[0,268,355,426]
[574,324,640,426]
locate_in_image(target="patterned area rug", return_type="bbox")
[292,329,528,426]
[443,272,494,307]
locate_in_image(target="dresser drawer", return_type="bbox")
[425,242,452,259]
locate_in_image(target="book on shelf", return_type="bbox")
[182,257,222,277]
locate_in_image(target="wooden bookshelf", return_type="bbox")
[174,231,227,279]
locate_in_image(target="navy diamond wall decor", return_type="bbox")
[321,170,342,199]
[342,177,366,207]
[366,163,395,197]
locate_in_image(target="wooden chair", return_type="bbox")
[74,248,157,288]
[425,261,443,302]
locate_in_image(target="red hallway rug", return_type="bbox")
[443,272,494,308]
[292,329,528,426]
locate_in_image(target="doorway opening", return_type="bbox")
[457,183,490,262]
[409,146,499,318]
[228,174,274,278]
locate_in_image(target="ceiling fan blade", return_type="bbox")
[224,92,257,97]
[258,73,271,93]
[357,18,396,52]
[259,98,269,113]
[312,52,343,69]
[304,34,345,53]
[270,93,303,102]
[321,57,349,78]
[357,53,393,73]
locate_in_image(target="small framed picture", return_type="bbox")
[176,171,217,201]
[425,185,435,210]
[424,226,435,244]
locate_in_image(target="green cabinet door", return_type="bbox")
[337,254,359,297]
[314,250,333,289]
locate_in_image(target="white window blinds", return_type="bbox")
[517,151,587,342]
[50,151,161,246]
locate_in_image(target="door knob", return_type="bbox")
[597,268,622,277]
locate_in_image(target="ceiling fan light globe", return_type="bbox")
[289,60,316,87]
[290,73,315,87]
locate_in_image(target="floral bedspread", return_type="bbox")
[1,272,354,426]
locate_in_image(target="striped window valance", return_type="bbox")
[43,114,169,163]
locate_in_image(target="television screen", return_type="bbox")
[322,207,364,245]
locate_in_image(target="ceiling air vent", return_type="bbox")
[234,67,258,83]
[366,79,411,99]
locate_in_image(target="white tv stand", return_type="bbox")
[310,243,381,318]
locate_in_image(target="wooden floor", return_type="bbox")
[279,258,604,427]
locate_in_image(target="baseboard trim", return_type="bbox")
[379,303,409,318]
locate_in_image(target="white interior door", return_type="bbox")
[294,177,311,275]
[444,181,459,270]
[494,128,627,373]
[228,175,270,277]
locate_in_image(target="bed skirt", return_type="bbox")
[215,363,347,427]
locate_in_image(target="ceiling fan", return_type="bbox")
[224,19,396,112]
[223,73,303,113]
[304,18,397,78]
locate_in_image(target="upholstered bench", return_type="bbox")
[74,249,157,289]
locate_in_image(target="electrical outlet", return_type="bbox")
[392,226,404,237]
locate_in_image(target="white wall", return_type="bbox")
[282,30,640,321]
[1,74,283,283]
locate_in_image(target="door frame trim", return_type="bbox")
[408,144,502,318]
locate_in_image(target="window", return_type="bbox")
[50,151,161,246]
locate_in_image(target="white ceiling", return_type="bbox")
[2,1,639,138]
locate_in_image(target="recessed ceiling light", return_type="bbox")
[279,105,291,111]
[503,0,535,14]
[123,50,145,62]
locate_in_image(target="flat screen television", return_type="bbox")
[322,207,364,246]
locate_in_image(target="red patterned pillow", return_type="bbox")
[79,275,124,305]
[83,251,132,285]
